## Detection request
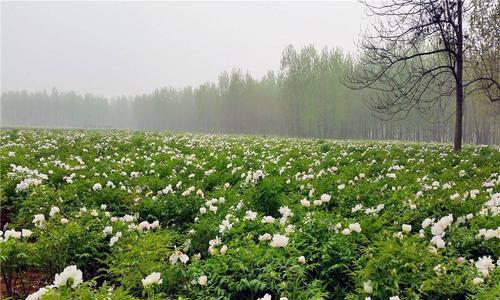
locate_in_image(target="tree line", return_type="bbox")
[2,45,499,144]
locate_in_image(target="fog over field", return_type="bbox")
[2,1,363,95]
[1,1,499,145]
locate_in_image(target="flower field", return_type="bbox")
[1,129,499,299]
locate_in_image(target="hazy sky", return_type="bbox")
[2,1,364,97]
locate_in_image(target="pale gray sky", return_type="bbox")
[1,1,364,97]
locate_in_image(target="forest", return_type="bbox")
[2,45,499,145]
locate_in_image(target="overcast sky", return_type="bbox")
[2,1,364,97]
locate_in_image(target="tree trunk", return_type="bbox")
[454,0,464,151]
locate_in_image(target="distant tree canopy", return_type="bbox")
[2,45,499,144]
[346,0,499,150]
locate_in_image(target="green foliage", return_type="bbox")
[250,177,284,217]
[138,195,202,228]
[0,240,39,297]
[104,231,177,296]
[35,217,107,278]
[0,130,498,299]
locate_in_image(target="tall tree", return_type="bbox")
[468,0,499,102]
[346,0,499,150]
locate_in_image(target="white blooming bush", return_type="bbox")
[0,130,498,299]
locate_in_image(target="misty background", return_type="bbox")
[2,1,499,144]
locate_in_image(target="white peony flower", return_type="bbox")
[473,277,484,285]
[270,234,289,248]
[261,216,276,224]
[53,265,83,288]
[218,220,233,233]
[142,272,162,287]
[421,218,434,229]
[320,193,331,203]
[258,294,272,300]
[122,214,135,222]
[32,214,45,228]
[352,204,364,213]
[138,221,151,232]
[341,228,351,235]
[431,215,453,237]
[402,224,412,233]
[26,287,50,300]
[349,223,362,233]
[363,280,373,294]
[259,233,272,241]
[92,183,102,191]
[170,249,189,265]
[431,235,446,249]
[279,206,293,219]
[198,275,207,286]
[312,199,322,206]
[475,256,495,277]
[209,236,221,246]
[110,235,119,246]
[244,210,257,221]
[476,228,500,240]
[150,220,160,229]
[49,206,60,217]
[22,229,33,238]
[209,205,218,214]
[103,226,113,235]
[4,229,21,240]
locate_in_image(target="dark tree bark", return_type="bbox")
[454,0,464,151]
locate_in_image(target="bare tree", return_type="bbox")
[346,0,499,150]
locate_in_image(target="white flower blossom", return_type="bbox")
[349,223,362,233]
[92,183,102,191]
[261,216,276,224]
[258,293,272,300]
[402,224,412,233]
[198,275,207,286]
[363,280,373,294]
[244,210,257,220]
[170,249,189,265]
[53,265,83,288]
[259,233,272,241]
[49,206,60,217]
[270,234,288,248]
[142,272,162,287]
